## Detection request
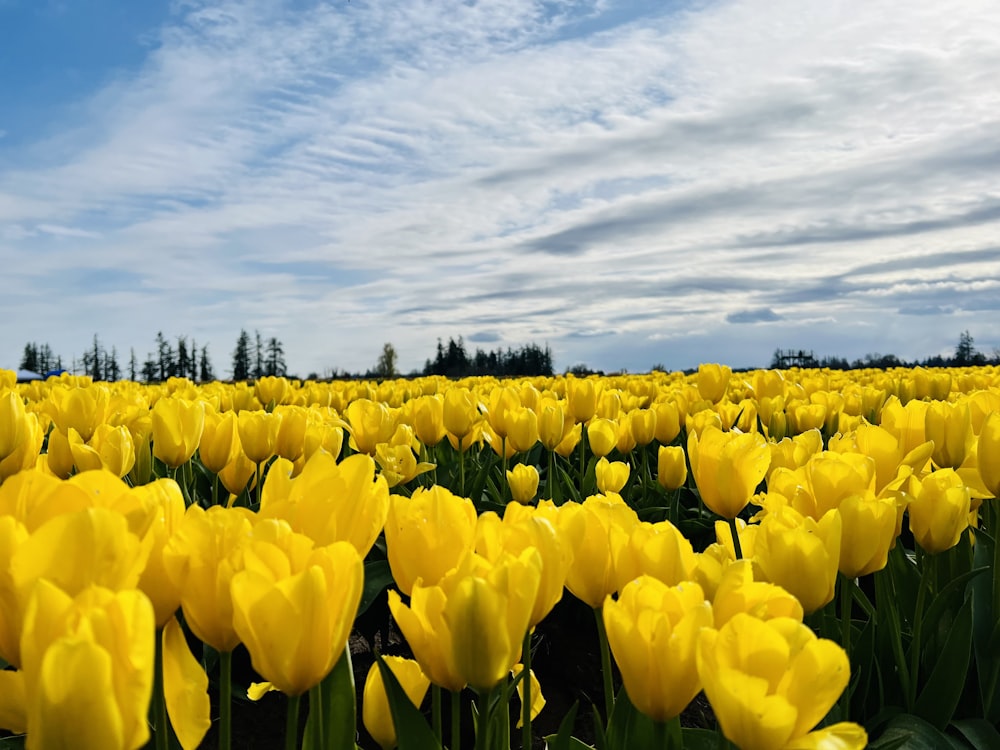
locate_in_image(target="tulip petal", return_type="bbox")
[163,616,211,750]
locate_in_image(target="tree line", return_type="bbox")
[18,329,286,384]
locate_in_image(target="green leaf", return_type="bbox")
[544,701,590,750]
[913,596,973,730]
[868,713,967,750]
[971,532,1000,723]
[589,703,608,750]
[303,647,357,750]
[373,653,442,750]
[950,718,1000,749]
[605,687,681,750]
[359,559,395,616]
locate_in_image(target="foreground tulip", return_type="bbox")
[698,614,867,750]
[604,577,712,722]
[657,445,687,491]
[558,495,639,608]
[20,581,155,750]
[906,468,971,554]
[384,485,477,596]
[753,505,841,614]
[595,458,630,495]
[688,427,770,519]
[152,398,205,468]
[231,523,363,696]
[978,412,1000,497]
[0,390,26,462]
[506,463,540,504]
[362,657,430,750]
[697,363,731,403]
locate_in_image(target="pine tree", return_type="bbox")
[232,330,252,381]
[265,337,286,377]
[253,330,265,379]
[199,345,215,382]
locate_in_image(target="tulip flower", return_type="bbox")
[152,398,205,468]
[162,505,253,652]
[614,519,696,591]
[697,363,731,403]
[0,411,43,483]
[273,405,309,462]
[603,577,712,722]
[836,491,897,577]
[537,399,569,451]
[558,494,639,608]
[362,657,430,750]
[688,426,770,519]
[506,406,539,453]
[20,581,155,750]
[652,400,681,445]
[629,408,657,447]
[411,395,447,447]
[925,400,974,469]
[587,419,618,459]
[231,523,363,696]
[134,479,187,626]
[48,385,111,443]
[710,559,803,627]
[347,399,397,455]
[565,376,600,423]
[906,468,971,554]
[979,412,1000,497]
[260,451,389,556]
[0,390,26,462]
[198,409,241,475]
[254,375,291,407]
[384,485,477,596]
[595,458,630,495]
[753,505,841,614]
[657,445,687,491]
[237,409,281,465]
[506,463,540,505]
[442,387,479,442]
[698,614,867,750]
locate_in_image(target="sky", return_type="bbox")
[2,0,1000,378]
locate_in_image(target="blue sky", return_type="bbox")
[2,0,999,378]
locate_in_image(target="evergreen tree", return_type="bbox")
[199,345,215,382]
[176,336,191,380]
[189,338,199,380]
[264,337,286,377]
[129,348,138,382]
[232,330,252,381]
[155,332,175,381]
[253,330,265,379]
[374,343,398,379]
[105,346,121,381]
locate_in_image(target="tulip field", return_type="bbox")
[1,363,999,750]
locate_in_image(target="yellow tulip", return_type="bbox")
[925,400,973,469]
[442,387,478,443]
[273,405,309,462]
[836,491,897,577]
[629,408,657,447]
[753,505,841,614]
[48,385,110,443]
[506,406,539,453]
[412,395,447,448]
[347,399,397,455]
[711,559,803,628]
[0,411,43,483]
[198,409,240,475]
[0,515,29,666]
[657,445,687,491]
[652,400,681,445]
[587,419,618,459]
[68,424,136,478]
[697,363,731,403]
[162,505,253,652]
[254,375,291,407]
[554,422,582,458]
[152,397,205,468]
[237,409,281,465]
[558,495,639,608]
[537,399,569,451]
[512,663,545,728]
[20,581,155,750]
[385,485,477,596]
[387,584,466,692]
[484,387,521,442]
[362,657,431,750]
[476,508,571,628]
[506,464,540,505]
[979,412,1000,497]
[603,577,712,721]
[231,522,363,695]
[134,479,187,626]
[595,457,630,495]
[614,520,696,591]
[565,376,600,423]
[218,450,258,498]
[0,391,26,462]
[906,468,971,554]
[161,614,211,750]
[45,426,76,480]
[444,549,542,691]
[687,426,770,519]
[698,614,866,750]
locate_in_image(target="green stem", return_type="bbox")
[908,556,931,710]
[579,424,587,487]
[875,567,911,704]
[212,472,220,507]
[502,438,508,503]
[839,574,853,719]
[460,447,466,497]
[728,516,743,560]
[474,686,495,750]
[219,650,232,750]
[594,607,615,720]
[285,693,301,750]
[451,689,461,750]
[433,684,443,745]
[255,461,263,508]
[308,682,324,748]
[547,448,557,504]
[522,630,532,750]
[153,628,169,750]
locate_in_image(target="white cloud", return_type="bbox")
[2,0,1000,375]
